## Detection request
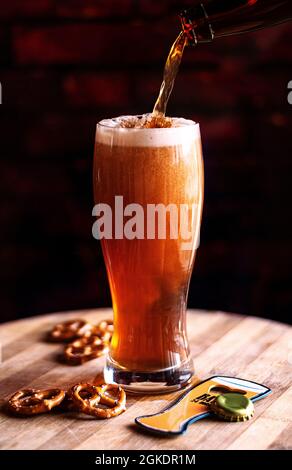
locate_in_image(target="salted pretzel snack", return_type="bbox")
[57,391,77,411]
[81,319,113,342]
[48,319,93,342]
[96,384,127,418]
[68,383,101,411]
[7,388,66,415]
[97,319,114,335]
[69,383,126,419]
[96,320,114,343]
[64,335,109,365]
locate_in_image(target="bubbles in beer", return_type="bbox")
[118,114,172,129]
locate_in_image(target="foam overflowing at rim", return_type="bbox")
[96,114,200,147]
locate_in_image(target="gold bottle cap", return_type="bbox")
[210,392,254,422]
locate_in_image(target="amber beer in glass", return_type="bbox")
[93,116,203,392]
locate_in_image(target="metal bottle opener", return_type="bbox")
[135,376,271,435]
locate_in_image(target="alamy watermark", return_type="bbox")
[92,196,200,250]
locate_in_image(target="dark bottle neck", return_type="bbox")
[180,0,292,45]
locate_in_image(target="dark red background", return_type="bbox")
[0,0,291,324]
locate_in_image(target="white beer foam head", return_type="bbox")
[96,114,200,147]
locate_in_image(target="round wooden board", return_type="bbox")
[0,309,291,450]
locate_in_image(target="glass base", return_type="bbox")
[103,356,194,394]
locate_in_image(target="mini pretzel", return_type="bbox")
[57,391,77,411]
[81,325,110,343]
[97,319,114,334]
[82,320,114,342]
[68,383,101,413]
[96,384,126,418]
[48,319,93,342]
[96,319,114,343]
[64,335,108,365]
[7,388,66,415]
[69,383,126,419]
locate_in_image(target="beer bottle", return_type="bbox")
[180,0,292,45]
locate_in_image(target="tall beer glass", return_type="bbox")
[93,115,203,393]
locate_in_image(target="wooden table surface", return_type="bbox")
[0,308,291,450]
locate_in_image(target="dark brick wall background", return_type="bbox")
[0,1,291,324]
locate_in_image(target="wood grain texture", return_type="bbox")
[0,309,291,450]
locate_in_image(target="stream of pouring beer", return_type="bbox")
[153,31,187,116]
